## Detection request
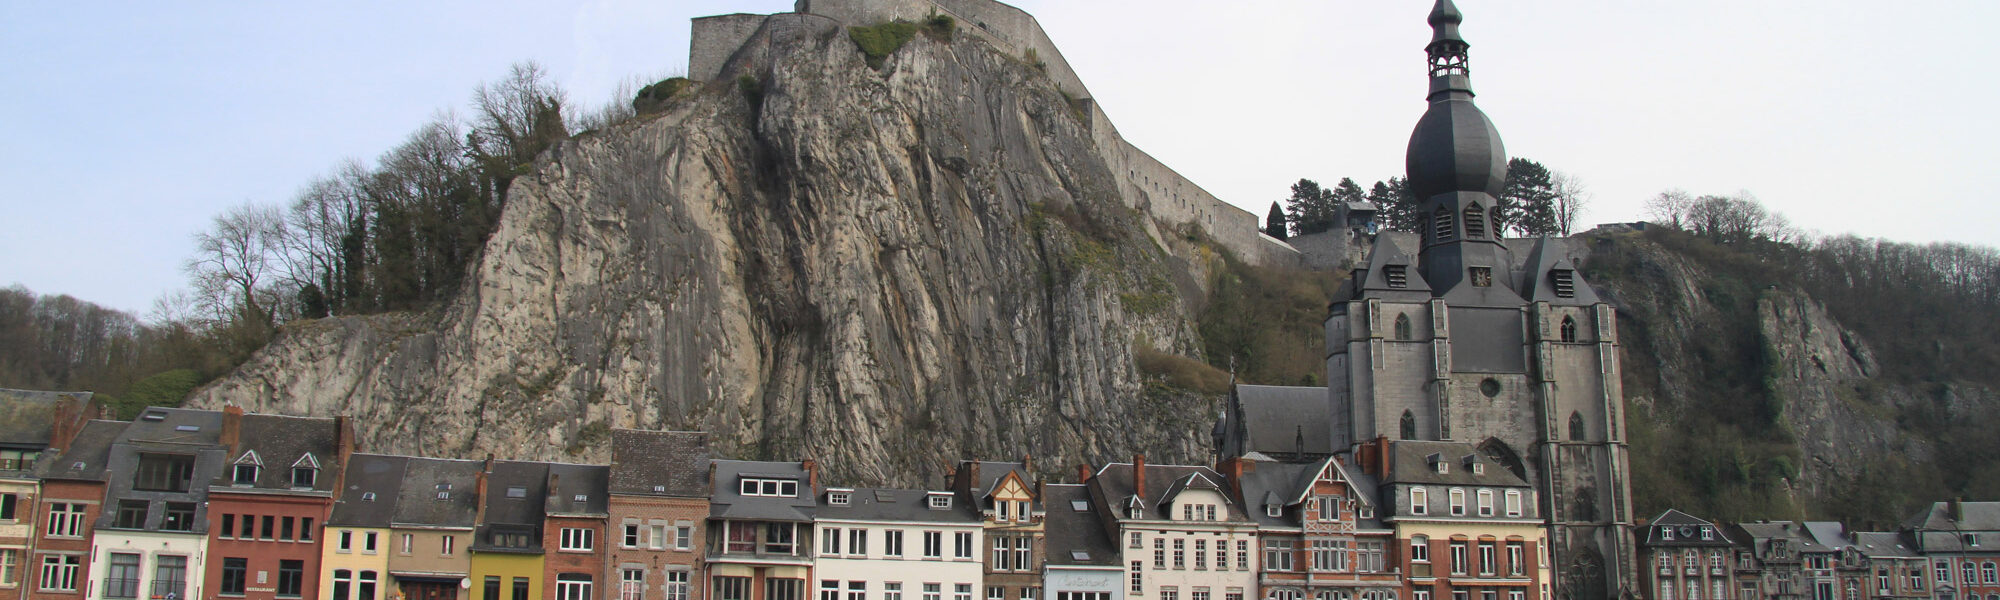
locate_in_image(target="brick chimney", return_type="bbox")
[547,472,562,506]
[475,453,494,524]
[49,396,82,451]
[1076,464,1090,484]
[1219,456,1252,497]
[708,461,718,496]
[1133,454,1148,500]
[331,416,357,492]
[968,462,982,494]
[1021,453,1034,476]
[801,459,819,495]
[221,405,245,454]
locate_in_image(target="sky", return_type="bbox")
[4,1,1996,316]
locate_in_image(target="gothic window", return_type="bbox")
[1568,412,1586,442]
[1463,204,1486,239]
[1560,316,1577,343]
[1400,411,1417,441]
[1394,314,1413,341]
[1433,207,1455,241]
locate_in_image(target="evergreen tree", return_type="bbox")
[1285,179,1337,236]
[1502,157,1559,237]
[1370,177,1421,233]
[1265,202,1289,240]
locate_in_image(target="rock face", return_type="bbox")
[191,21,1218,485]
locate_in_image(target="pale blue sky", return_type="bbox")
[5,1,1995,314]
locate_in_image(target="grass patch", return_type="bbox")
[924,13,955,39]
[1135,343,1230,395]
[632,77,694,115]
[848,21,920,69]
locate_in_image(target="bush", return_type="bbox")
[848,22,920,69]
[1135,344,1230,395]
[632,77,695,115]
[924,13,956,39]
[119,369,204,419]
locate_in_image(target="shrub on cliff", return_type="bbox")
[848,21,920,69]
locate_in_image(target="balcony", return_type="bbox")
[152,580,186,600]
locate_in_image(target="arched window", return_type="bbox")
[1569,412,1586,441]
[1270,590,1304,600]
[333,570,353,600]
[1463,204,1487,239]
[1317,591,1351,600]
[1560,316,1577,343]
[1964,562,1976,585]
[1394,314,1413,341]
[1433,206,1455,241]
[1401,411,1417,440]
[1984,562,1997,583]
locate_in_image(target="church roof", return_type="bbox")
[1232,385,1332,458]
[1518,237,1601,305]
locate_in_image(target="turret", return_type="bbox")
[1405,0,1518,303]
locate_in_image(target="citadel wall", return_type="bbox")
[690,0,1297,266]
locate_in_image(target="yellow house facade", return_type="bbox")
[467,552,543,600]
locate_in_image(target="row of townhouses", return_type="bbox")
[1637,504,2000,600]
[0,389,1989,600]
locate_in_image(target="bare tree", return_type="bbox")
[1644,189,1695,230]
[1549,171,1591,235]
[471,62,570,169]
[185,202,287,326]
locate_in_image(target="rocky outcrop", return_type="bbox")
[191,20,1220,485]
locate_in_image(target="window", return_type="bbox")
[282,516,296,540]
[1551,270,1576,298]
[276,559,304,598]
[1505,491,1523,517]
[47,502,84,537]
[927,583,944,600]
[885,583,903,600]
[851,529,868,556]
[40,554,80,592]
[1984,562,1997,584]
[233,463,259,485]
[988,587,1004,600]
[677,526,693,550]
[262,515,275,540]
[624,524,641,548]
[153,555,187,600]
[1411,536,1431,562]
[555,576,593,600]
[648,524,667,549]
[995,537,1014,571]
[1131,532,1143,549]
[1156,539,1167,569]
[823,528,842,555]
[852,583,869,600]
[1463,204,1486,239]
[336,571,355,600]
[1238,541,1250,570]
[886,530,905,557]
[1569,412,1586,442]
[1560,316,1577,342]
[292,465,318,488]
[1411,488,1428,515]
[0,549,14,586]
[1401,411,1417,440]
[114,500,147,528]
[402,533,414,554]
[1196,540,1208,570]
[562,528,595,551]
[1218,542,1230,571]
[1358,541,1385,573]
[930,494,953,509]
[1385,265,1410,289]
[364,530,376,552]
[1448,488,1466,516]
[1265,540,1294,571]
[1312,539,1345,572]
[739,478,800,498]
[515,578,533,600]
[443,534,456,556]
[486,577,502,600]
[1508,543,1525,576]
[954,531,974,559]
[1938,560,1951,584]
[715,578,752,600]
[1450,542,1468,575]
[1162,588,1178,600]
[1175,539,1186,569]
[829,491,850,505]
[105,553,141,598]
[1477,490,1494,517]
[134,453,197,492]
[666,571,690,600]
[619,571,647,600]
[1478,543,1496,575]
[923,531,943,558]
[340,530,355,551]
[956,584,973,600]
[1965,562,1977,586]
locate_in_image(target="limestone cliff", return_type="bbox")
[191,18,1223,485]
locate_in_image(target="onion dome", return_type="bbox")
[1405,0,1507,201]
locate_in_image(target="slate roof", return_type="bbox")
[214,413,342,493]
[1087,462,1248,523]
[0,388,89,449]
[814,488,979,524]
[709,460,816,522]
[329,453,408,528]
[1383,440,1531,488]
[1735,521,1829,557]
[38,420,127,481]
[1641,509,1733,546]
[1518,237,1601,305]
[1350,233,1433,300]
[475,460,550,552]
[391,457,483,528]
[1042,484,1118,567]
[1235,456,1383,531]
[546,463,609,516]
[1905,501,2000,552]
[123,407,224,446]
[608,429,709,497]
[1230,385,1331,458]
[959,461,1030,500]
[1852,532,1920,559]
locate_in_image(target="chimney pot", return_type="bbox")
[1134,454,1148,500]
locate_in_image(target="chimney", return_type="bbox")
[1133,454,1148,500]
[475,453,494,524]
[1375,435,1391,478]
[802,459,819,494]
[707,461,718,496]
[49,396,81,451]
[1076,464,1091,484]
[221,405,245,454]
[968,462,983,494]
[332,416,357,492]
[1952,498,1965,523]
[1021,454,1034,476]
[1034,476,1045,503]
[547,472,562,506]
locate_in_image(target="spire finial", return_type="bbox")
[1426,0,1470,81]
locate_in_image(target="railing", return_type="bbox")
[151,580,186,600]
[103,578,141,599]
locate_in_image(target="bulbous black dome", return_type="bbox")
[1406,98,1506,201]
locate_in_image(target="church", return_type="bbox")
[1216,2,1637,599]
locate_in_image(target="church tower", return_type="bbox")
[1317,2,1638,598]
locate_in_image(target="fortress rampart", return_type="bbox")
[690,0,1297,266]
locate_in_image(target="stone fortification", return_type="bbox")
[690,0,1295,266]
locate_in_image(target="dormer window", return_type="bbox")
[1125,497,1145,520]
[1661,526,1674,540]
[1472,463,1485,476]
[739,477,800,497]
[828,490,851,506]
[232,450,262,485]
[1266,504,1282,518]
[292,454,321,488]
[927,493,952,510]
[1463,204,1486,239]
[1551,269,1576,298]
